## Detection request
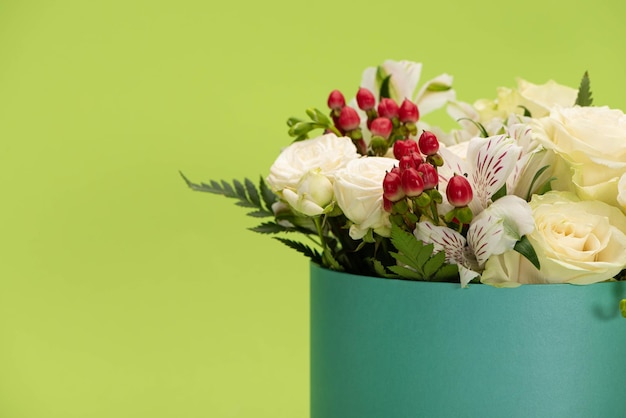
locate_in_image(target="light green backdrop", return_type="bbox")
[0,1,624,417]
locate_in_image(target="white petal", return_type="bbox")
[466,135,523,209]
[414,73,456,115]
[381,60,423,101]
[414,221,467,266]
[458,265,480,288]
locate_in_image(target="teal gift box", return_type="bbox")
[310,263,626,418]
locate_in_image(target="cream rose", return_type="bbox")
[482,191,626,285]
[266,133,359,192]
[533,106,626,210]
[333,157,397,240]
[474,79,577,122]
[282,169,333,216]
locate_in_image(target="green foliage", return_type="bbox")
[426,82,452,92]
[180,172,275,217]
[379,74,392,99]
[517,105,532,117]
[575,71,593,106]
[287,107,339,141]
[514,235,540,270]
[273,237,322,265]
[383,224,459,282]
[456,118,488,138]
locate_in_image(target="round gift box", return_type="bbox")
[310,263,626,418]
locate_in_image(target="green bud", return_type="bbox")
[405,122,417,136]
[413,193,431,208]
[428,189,443,204]
[393,199,409,214]
[370,136,389,156]
[427,153,444,167]
[349,128,363,141]
[455,206,473,224]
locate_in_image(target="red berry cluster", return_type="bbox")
[326,88,421,157]
[383,132,475,231]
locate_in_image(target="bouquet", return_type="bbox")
[182,60,626,315]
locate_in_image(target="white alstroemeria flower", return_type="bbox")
[413,221,479,287]
[439,134,524,215]
[467,195,534,267]
[359,60,455,115]
[414,196,534,287]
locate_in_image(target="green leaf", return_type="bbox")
[388,265,423,280]
[259,177,277,212]
[620,299,626,318]
[245,178,261,207]
[274,237,322,264]
[433,264,459,282]
[287,117,303,127]
[456,118,488,138]
[491,184,507,201]
[180,173,273,218]
[371,259,397,279]
[536,176,557,196]
[423,250,445,278]
[575,71,593,106]
[250,222,291,234]
[426,82,452,92]
[517,105,532,117]
[525,165,550,200]
[379,74,392,99]
[514,235,540,270]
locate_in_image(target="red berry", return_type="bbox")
[383,196,393,213]
[398,99,419,123]
[390,166,401,176]
[369,117,393,139]
[401,168,424,197]
[393,138,419,159]
[418,131,440,156]
[327,90,346,110]
[377,98,399,119]
[417,163,438,190]
[383,171,405,202]
[398,152,423,172]
[356,87,376,111]
[337,106,360,131]
[446,175,473,207]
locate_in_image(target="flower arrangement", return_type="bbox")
[182,60,626,315]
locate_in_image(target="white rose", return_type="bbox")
[334,157,397,240]
[282,169,333,216]
[475,79,577,122]
[266,133,359,192]
[482,191,626,285]
[533,106,626,209]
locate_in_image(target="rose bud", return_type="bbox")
[401,167,425,197]
[393,138,419,159]
[383,170,405,202]
[377,98,399,119]
[356,87,376,111]
[327,89,346,110]
[337,106,361,131]
[418,131,440,156]
[399,99,419,123]
[417,163,438,190]
[446,174,473,207]
[370,117,393,139]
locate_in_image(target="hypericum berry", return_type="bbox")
[401,168,425,197]
[399,99,419,123]
[418,131,440,156]
[446,175,473,207]
[356,87,376,111]
[393,138,419,159]
[383,196,394,213]
[383,171,405,202]
[327,90,346,110]
[417,163,438,190]
[369,117,393,139]
[337,106,360,131]
[377,98,399,119]
[398,151,423,172]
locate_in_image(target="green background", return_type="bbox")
[0,1,624,417]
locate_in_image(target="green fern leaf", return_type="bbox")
[575,71,593,106]
[274,237,322,264]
